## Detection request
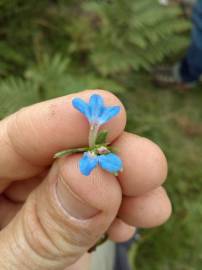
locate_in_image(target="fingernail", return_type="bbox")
[56,176,99,220]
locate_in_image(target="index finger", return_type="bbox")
[0,90,126,182]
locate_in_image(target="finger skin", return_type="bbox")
[4,170,49,203]
[1,131,170,232]
[118,186,172,228]
[2,132,167,203]
[0,90,126,182]
[0,195,21,229]
[107,218,136,243]
[115,132,168,196]
[0,88,172,270]
[0,154,122,270]
[2,131,169,226]
[64,254,91,270]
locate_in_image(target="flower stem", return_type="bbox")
[89,124,100,148]
[54,147,89,158]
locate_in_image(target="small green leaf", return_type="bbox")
[54,147,88,158]
[96,130,108,145]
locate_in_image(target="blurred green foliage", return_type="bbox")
[0,0,190,76]
[126,77,202,270]
[0,0,190,119]
[1,0,201,269]
[0,0,189,89]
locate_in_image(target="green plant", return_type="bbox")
[0,0,190,118]
[0,0,190,77]
[72,0,190,75]
[0,53,123,118]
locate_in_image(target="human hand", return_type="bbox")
[0,90,171,270]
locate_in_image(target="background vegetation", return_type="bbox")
[0,0,202,269]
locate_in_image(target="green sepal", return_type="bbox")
[54,147,88,159]
[95,130,108,145]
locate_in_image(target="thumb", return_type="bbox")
[0,155,122,270]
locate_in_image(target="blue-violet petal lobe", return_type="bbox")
[72,98,91,121]
[98,153,122,173]
[79,152,98,176]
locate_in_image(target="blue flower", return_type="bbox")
[72,94,123,175]
[72,94,120,126]
[80,151,123,176]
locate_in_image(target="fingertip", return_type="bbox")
[114,132,168,196]
[57,154,122,216]
[107,218,136,243]
[119,186,172,228]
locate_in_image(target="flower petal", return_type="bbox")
[98,153,123,174]
[79,152,98,176]
[72,98,91,122]
[98,106,120,125]
[89,94,104,123]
